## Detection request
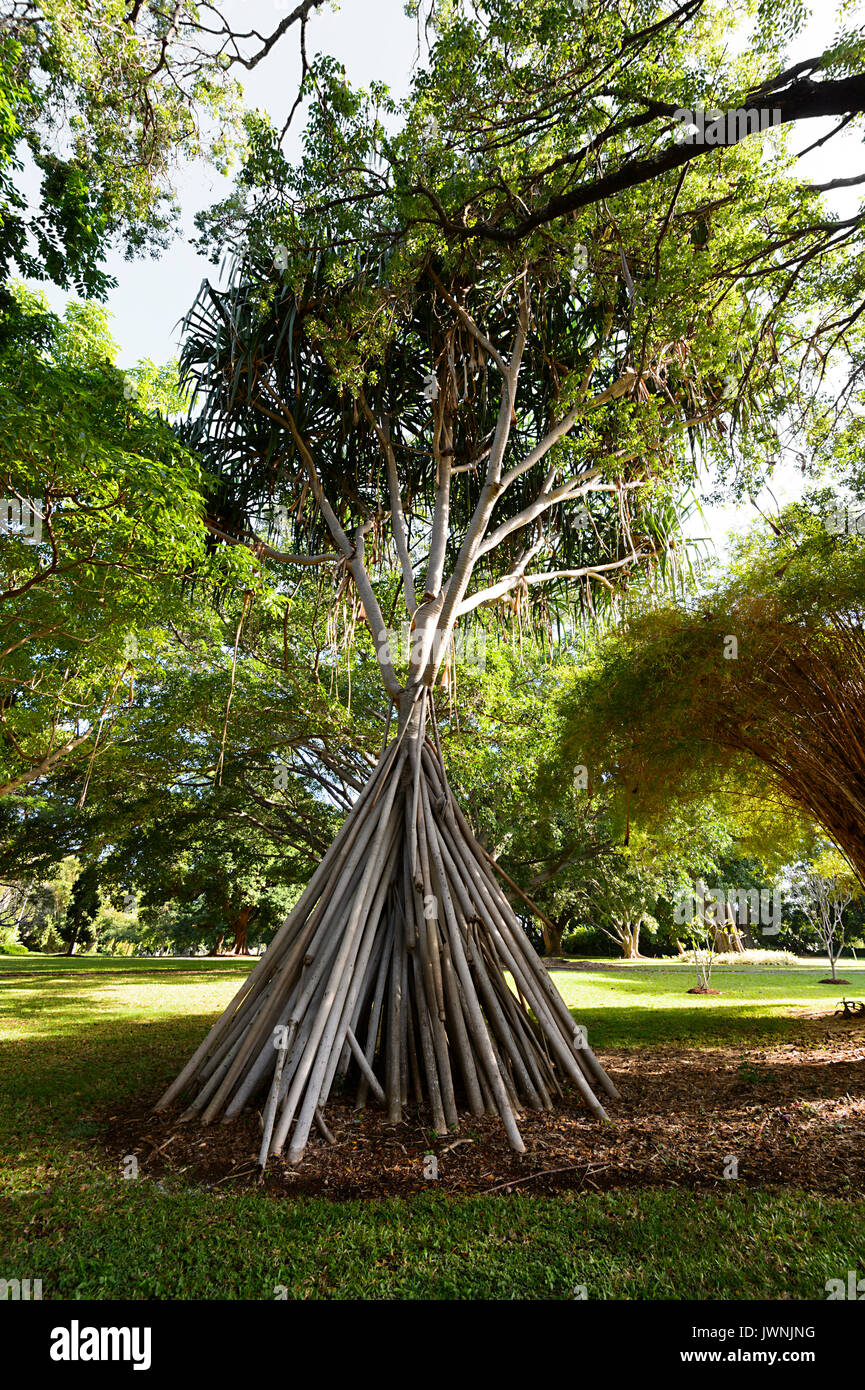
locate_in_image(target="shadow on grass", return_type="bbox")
[0,1012,219,1115]
[0,965,252,985]
[3,1183,864,1300]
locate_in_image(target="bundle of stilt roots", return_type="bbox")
[155,718,619,1167]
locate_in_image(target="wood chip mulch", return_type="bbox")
[102,1013,865,1201]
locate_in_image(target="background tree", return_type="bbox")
[388,0,865,264]
[106,799,309,957]
[576,850,662,960]
[0,555,394,955]
[0,0,328,296]
[684,888,721,995]
[0,853,78,952]
[557,510,865,886]
[60,860,99,954]
[793,849,858,984]
[0,285,238,801]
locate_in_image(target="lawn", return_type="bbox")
[553,956,865,1046]
[1,954,864,1299]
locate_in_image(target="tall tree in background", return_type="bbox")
[60,860,98,953]
[156,0,864,1165]
[0,286,224,799]
[794,851,857,984]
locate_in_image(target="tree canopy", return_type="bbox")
[555,505,865,883]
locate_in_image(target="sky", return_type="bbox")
[28,0,861,563]
[38,0,422,369]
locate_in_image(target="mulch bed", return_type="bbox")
[102,1013,865,1201]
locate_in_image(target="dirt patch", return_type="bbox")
[102,1014,865,1201]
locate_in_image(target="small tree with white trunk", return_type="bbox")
[799,858,856,983]
[686,880,723,993]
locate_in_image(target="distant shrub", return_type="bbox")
[561,924,617,957]
[712,948,802,967]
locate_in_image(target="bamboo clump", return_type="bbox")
[154,727,619,1167]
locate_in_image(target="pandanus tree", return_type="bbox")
[155,1,835,1164]
[156,258,639,1160]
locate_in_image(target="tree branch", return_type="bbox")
[457,552,644,616]
[257,381,403,698]
[440,72,865,245]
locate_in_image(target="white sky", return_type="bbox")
[75,1,420,367]
[27,0,862,565]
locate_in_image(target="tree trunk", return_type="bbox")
[606,920,641,958]
[231,906,255,956]
[545,918,563,956]
[155,722,619,1168]
[714,906,745,954]
[713,927,744,953]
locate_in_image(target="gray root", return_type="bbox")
[154,730,617,1166]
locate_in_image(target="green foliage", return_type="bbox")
[0,2,242,295]
[554,509,865,878]
[0,939,29,954]
[59,862,100,953]
[0,283,236,801]
[183,0,856,634]
[0,556,388,954]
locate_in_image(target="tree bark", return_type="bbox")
[231,906,256,956]
[622,921,641,959]
[604,919,641,958]
[546,919,563,956]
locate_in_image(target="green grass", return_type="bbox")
[4,1181,862,1300]
[553,960,865,1046]
[1,954,864,1299]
